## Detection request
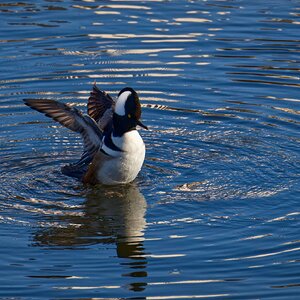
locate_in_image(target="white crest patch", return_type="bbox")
[115,91,131,116]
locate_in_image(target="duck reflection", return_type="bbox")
[33,184,148,292]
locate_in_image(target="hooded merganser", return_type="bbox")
[24,85,148,185]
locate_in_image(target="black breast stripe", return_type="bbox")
[103,133,124,152]
[100,148,110,156]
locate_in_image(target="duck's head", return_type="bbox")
[113,87,148,136]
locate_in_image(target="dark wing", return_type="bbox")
[88,84,114,126]
[23,99,103,178]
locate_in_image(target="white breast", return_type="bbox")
[96,130,146,185]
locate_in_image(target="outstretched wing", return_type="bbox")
[88,84,114,130]
[23,99,103,178]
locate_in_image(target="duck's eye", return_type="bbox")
[128,113,131,118]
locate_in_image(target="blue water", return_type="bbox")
[0,0,299,299]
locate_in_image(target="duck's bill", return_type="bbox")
[137,120,148,130]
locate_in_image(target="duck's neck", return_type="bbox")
[112,113,136,137]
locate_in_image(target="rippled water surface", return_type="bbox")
[0,0,299,299]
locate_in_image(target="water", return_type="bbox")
[0,0,299,299]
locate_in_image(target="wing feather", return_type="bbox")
[23,98,103,177]
[88,84,114,127]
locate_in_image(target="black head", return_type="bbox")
[113,87,148,136]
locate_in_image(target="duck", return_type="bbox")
[23,85,148,185]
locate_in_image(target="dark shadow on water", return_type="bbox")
[32,183,148,292]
